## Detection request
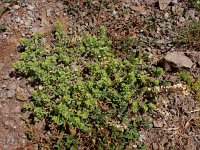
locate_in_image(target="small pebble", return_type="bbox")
[153,120,163,128]
[13,5,20,10]
[179,17,185,22]
[27,5,34,11]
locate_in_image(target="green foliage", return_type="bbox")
[177,70,193,85]
[152,67,164,77]
[14,24,161,149]
[192,0,200,9]
[192,78,200,102]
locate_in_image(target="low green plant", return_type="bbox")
[192,0,200,9]
[152,67,164,78]
[192,78,200,102]
[14,23,161,149]
[177,70,193,85]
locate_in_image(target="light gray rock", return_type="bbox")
[179,16,185,22]
[7,82,17,90]
[25,20,32,28]
[171,0,178,4]
[164,52,194,69]
[7,90,16,98]
[159,0,171,10]
[153,120,163,128]
[46,8,52,17]
[185,10,195,19]
[13,5,20,10]
[15,17,21,23]
[27,5,34,11]
[31,27,39,33]
[11,106,21,113]
[144,0,157,5]
[27,11,34,17]
[3,75,10,80]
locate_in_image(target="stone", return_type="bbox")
[168,75,177,83]
[31,27,39,33]
[7,90,15,98]
[187,52,200,66]
[2,84,6,88]
[0,90,5,97]
[159,0,171,10]
[15,17,21,23]
[171,0,178,4]
[7,82,17,90]
[27,5,34,11]
[164,52,194,69]
[131,5,145,13]
[11,106,21,113]
[169,109,176,115]
[0,63,5,70]
[3,75,10,80]
[25,20,32,28]
[46,8,52,17]
[16,87,30,101]
[152,143,159,150]
[185,10,195,19]
[27,11,34,17]
[144,0,157,5]
[13,5,20,10]
[179,16,185,22]
[153,120,163,128]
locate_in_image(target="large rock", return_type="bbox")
[159,0,171,10]
[164,52,194,69]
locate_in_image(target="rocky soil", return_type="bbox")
[0,0,200,149]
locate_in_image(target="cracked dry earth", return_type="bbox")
[0,0,200,149]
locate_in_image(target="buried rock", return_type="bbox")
[161,52,194,70]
